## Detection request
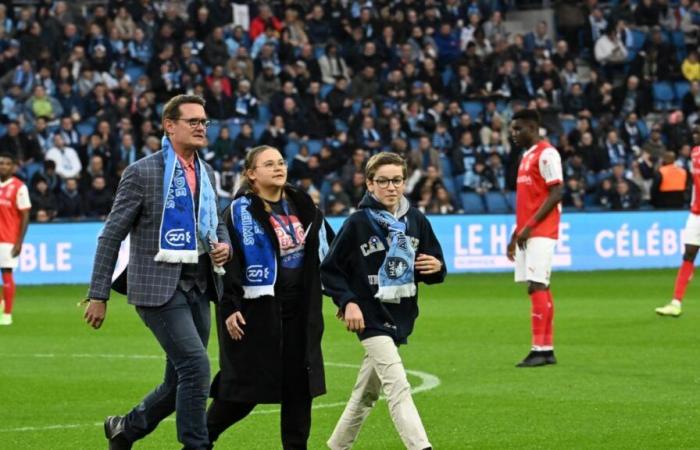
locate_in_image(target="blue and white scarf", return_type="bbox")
[366,201,416,303]
[155,136,224,274]
[232,194,330,299]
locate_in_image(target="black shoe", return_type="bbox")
[516,350,548,368]
[543,350,557,365]
[104,415,132,450]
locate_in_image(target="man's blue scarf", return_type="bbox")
[155,136,223,274]
[232,193,330,299]
[366,202,416,303]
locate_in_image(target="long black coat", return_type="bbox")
[211,186,333,403]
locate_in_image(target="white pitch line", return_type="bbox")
[0,354,440,434]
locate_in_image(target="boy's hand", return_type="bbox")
[344,302,365,332]
[415,254,442,274]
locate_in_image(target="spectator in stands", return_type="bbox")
[325,179,352,215]
[203,27,229,68]
[604,129,630,168]
[682,81,700,122]
[483,11,507,44]
[638,26,678,82]
[524,20,553,55]
[233,79,258,122]
[24,85,63,122]
[596,178,615,209]
[256,114,286,149]
[307,101,336,140]
[651,151,689,208]
[563,176,586,210]
[45,134,81,181]
[611,180,641,210]
[585,7,608,50]
[428,186,456,214]
[563,83,589,117]
[613,75,651,117]
[682,49,700,81]
[664,110,692,151]
[253,62,281,105]
[29,176,57,221]
[643,124,668,160]
[0,121,41,168]
[233,122,256,159]
[56,177,83,218]
[552,40,573,70]
[1,84,24,123]
[635,0,661,30]
[83,175,112,219]
[356,116,382,152]
[594,22,629,69]
[319,42,349,85]
[351,65,380,100]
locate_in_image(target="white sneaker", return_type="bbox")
[655,303,682,317]
[0,313,12,325]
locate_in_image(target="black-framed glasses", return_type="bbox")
[174,118,212,129]
[373,177,404,188]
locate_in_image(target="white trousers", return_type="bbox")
[327,335,431,450]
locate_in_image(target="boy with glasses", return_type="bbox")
[322,152,445,450]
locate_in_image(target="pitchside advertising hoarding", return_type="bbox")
[13,211,690,284]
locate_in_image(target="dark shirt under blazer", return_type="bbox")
[88,150,231,306]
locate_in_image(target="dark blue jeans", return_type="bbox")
[125,288,211,450]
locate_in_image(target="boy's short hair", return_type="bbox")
[365,152,407,180]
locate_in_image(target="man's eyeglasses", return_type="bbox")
[174,118,212,129]
[256,160,288,170]
[373,177,404,188]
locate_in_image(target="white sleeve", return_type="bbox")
[16,184,31,210]
[539,147,563,185]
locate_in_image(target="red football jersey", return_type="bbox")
[0,176,31,244]
[515,141,563,239]
[690,146,700,215]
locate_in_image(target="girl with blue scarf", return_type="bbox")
[207,146,333,449]
[321,152,446,450]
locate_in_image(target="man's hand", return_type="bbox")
[210,242,230,266]
[415,254,442,275]
[11,242,21,258]
[507,232,517,262]
[225,311,246,340]
[516,226,532,250]
[344,302,365,332]
[84,300,107,329]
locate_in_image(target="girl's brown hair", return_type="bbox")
[365,152,407,181]
[239,145,282,193]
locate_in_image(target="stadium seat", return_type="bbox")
[306,139,323,154]
[320,83,334,99]
[674,81,690,103]
[485,192,510,213]
[441,67,453,87]
[285,140,301,163]
[125,64,145,82]
[561,118,576,136]
[76,121,95,137]
[227,121,241,139]
[460,192,485,213]
[505,191,516,210]
[257,104,270,123]
[206,120,221,143]
[652,81,675,110]
[630,29,646,51]
[253,121,266,140]
[637,119,649,140]
[461,101,484,121]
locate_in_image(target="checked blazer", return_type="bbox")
[87,150,231,307]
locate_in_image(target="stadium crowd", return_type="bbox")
[0,0,699,220]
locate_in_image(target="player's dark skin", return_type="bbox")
[681,127,700,265]
[506,119,563,295]
[0,155,30,261]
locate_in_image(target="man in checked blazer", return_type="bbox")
[84,95,231,450]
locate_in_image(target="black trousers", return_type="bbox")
[207,311,312,450]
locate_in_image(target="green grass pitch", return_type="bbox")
[1,270,699,449]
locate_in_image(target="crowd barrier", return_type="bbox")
[14,210,689,285]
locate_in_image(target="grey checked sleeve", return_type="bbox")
[87,164,144,300]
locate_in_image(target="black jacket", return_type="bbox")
[211,185,334,403]
[321,194,446,345]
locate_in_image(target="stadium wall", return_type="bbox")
[15,211,690,285]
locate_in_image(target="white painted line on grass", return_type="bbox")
[0,353,440,434]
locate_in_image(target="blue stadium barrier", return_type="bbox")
[16,211,693,283]
[460,192,486,213]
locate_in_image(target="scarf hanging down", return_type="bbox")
[155,136,224,275]
[232,194,331,299]
[366,208,416,303]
